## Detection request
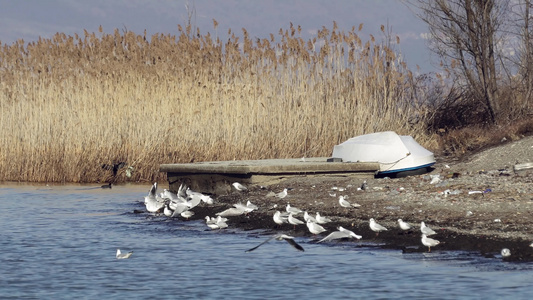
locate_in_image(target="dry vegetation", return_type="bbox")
[0,22,434,183]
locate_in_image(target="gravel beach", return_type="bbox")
[182,136,533,261]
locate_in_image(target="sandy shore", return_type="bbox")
[184,136,533,261]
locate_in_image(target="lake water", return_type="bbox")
[1,184,533,299]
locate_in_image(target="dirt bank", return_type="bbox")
[181,136,533,261]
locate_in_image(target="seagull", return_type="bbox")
[144,182,165,213]
[116,249,133,259]
[216,207,246,217]
[177,182,188,199]
[169,202,189,217]
[303,211,317,223]
[288,213,305,229]
[206,216,225,230]
[369,218,388,236]
[205,216,216,225]
[501,248,511,258]
[286,204,303,215]
[358,180,368,191]
[276,188,288,199]
[273,211,288,226]
[246,200,258,211]
[181,210,195,220]
[398,219,412,231]
[420,222,437,236]
[306,219,327,235]
[215,216,228,229]
[233,202,255,214]
[315,212,332,224]
[200,194,214,205]
[163,203,174,217]
[162,189,179,201]
[317,226,362,243]
[338,196,361,208]
[421,234,440,252]
[245,234,304,252]
[232,182,248,191]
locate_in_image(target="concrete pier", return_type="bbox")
[160,157,379,195]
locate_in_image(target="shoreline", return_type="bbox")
[183,137,533,261]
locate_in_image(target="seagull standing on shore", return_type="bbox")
[421,234,440,252]
[421,222,437,236]
[232,182,248,192]
[288,213,305,229]
[398,219,412,231]
[338,196,361,208]
[315,212,332,224]
[275,188,288,199]
[304,211,317,223]
[273,211,288,226]
[369,218,388,236]
[306,219,327,235]
[245,234,304,252]
[246,200,259,211]
[286,204,303,215]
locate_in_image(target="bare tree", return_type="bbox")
[407,0,509,124]
[510,0,533,113]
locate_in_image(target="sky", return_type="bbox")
[0,0,437,73]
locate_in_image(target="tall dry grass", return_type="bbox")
[0,23,432,183]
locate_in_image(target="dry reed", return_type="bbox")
[0,23,432,183]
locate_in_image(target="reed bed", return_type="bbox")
[0,23,431,183]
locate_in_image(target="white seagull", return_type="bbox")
[144,182,165,213]
[317,226,362,243]
[233,202,255,214]
[369,218,388,236]
[276,188,288,199]
[286,204,303,215]
[273,211,288,226]
[216,206,246,217]
[232,182,248,191]
[315,212,332,224]
[181,210,195,220]
[420,222,437,236]
[501,248,511,258]
[303,211,317,223]
[306,219,327,235]
[398,219,412,231]
[246,200,259,211]
[245,234,304,252]
[163,203,173,217]
[421,234,440,252]
[288,213,305,229]
[116,249,133,259]
[338,196,361,208]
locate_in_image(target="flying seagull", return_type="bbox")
[245,234,304,252]
[317,226,362,243]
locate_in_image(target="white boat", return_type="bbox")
[331,131,435,175]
